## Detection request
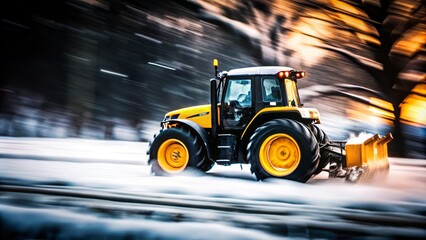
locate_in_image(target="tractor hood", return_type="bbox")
[164,104,212,128]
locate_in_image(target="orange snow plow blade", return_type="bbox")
[345,133,393,182]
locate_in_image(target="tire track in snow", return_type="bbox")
[1,184,425,239]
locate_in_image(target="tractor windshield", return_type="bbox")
[284,79,301,107]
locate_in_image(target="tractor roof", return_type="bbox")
[227,66,294,76]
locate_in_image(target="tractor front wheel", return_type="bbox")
[149,127,205,175]
[198,160,215,172]
[247,119,319,182]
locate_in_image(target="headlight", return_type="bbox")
[298,109,320,119]
[309,110,319,119]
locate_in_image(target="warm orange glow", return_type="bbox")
[392,25,426,57]
[286,18,328,66]
[356,33,381,46]
[369,97,395,112]
[330,0,366,16]
[400,93,426,126]
[336,13,377,35]
[412,82,426,95]
[368,106,395,121]
[347,101,395,126]
[278,71,284,78]
[399,82,426,126]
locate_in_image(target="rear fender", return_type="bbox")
[241,111,303,145]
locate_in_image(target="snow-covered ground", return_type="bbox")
[0,137,425,239]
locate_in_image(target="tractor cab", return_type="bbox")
[217,66,306,131]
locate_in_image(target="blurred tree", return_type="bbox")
[194,0,424,156]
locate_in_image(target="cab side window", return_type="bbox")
[262,78,282,103]
[222,79,252,129]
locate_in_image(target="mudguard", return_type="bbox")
[165,119,213,161]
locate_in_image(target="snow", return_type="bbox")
[0,137,425,239]
[0,137,424,202]
[346,132,374,144]
[0,137,148,164]
[0,204,287,240]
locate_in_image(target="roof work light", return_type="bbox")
[277,71,306,79]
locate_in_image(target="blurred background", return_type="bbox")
[1,0,425,158]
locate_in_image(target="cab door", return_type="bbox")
[221,78,254,130]
[254,75,284,113]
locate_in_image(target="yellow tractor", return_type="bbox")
[148,59,392,182]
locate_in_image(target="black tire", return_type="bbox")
[309,124,334,175]
[247,119,319,182]
[198,160,215,172]
[148,127,205,175]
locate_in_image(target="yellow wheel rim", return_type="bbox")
[157,139,189,173]
[259,133,301,177]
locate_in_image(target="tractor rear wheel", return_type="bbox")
[247,119,319,182]
[309,124,334,175]
[148,127,205,175]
